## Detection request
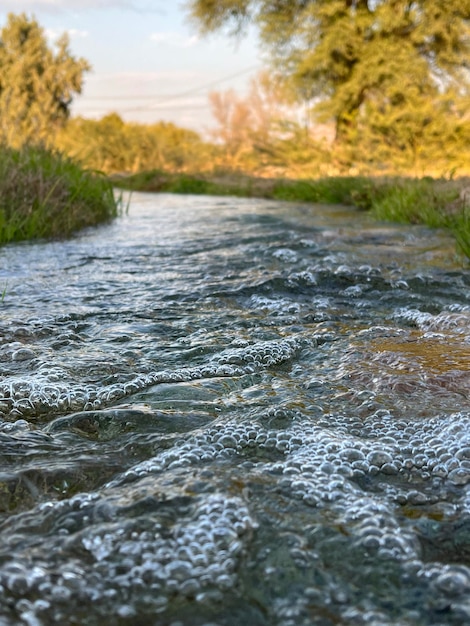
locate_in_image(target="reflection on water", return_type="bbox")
[0,192,469,625]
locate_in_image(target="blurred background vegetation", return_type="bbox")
[0,6,469,252]
[2,5,469,181]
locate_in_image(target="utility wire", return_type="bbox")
[74,103,210,112]
[79,64,261,112]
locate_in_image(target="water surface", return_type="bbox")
[0,193,469,625]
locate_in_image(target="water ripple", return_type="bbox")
[0,193,469,625]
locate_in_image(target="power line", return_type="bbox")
[121,65,260,112]
[80,65,260,112]
[74,103,210,112]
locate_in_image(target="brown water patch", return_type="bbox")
[370,332,470,375]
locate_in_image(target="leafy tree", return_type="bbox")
[0,13,90,147]
[56,114,213,174]
[187,0,470,170]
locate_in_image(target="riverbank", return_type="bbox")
[112,170,470,260]
[2,152,467,260]
[0,146,120,244]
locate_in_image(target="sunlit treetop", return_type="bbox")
[0,13,90,147]
[186,0,470,141]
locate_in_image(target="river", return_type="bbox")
[0,192,469,625]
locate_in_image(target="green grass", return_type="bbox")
[112,170,387,207]
[113,169,470,260]
[450,206,470,259]
[370,179,455,226]
[0,145,120,244]
[271,176,379,207]
[369,178,470,258]
[112,169,251,197]
[283,177,469,259]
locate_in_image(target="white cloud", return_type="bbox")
[45,27,89,39]
[149,31,199,48]
[68,27,88,37]
[0,1,164,14]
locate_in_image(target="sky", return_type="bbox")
[0,0,264,134]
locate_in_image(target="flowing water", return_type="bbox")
[0,192,469,626]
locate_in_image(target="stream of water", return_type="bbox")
[0,192,469,625]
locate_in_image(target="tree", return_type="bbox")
[0,13,90,147]
[187,0,470,168]
[55,114,211,174]
[208,89,254,168]
[207,71,328,173]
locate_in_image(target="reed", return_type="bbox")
[0,145,120,244]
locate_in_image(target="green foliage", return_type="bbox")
[112,170,253,197]
[165,176,216,195]
[271,176,389,207]
[0,145,119,243]
[187,0,470,171]
[370,180,455,226]
[0,13,90,147]
[451,208,470,259]
[271,180,320,202]
[56,114,215,174]
[370,178,470,259]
